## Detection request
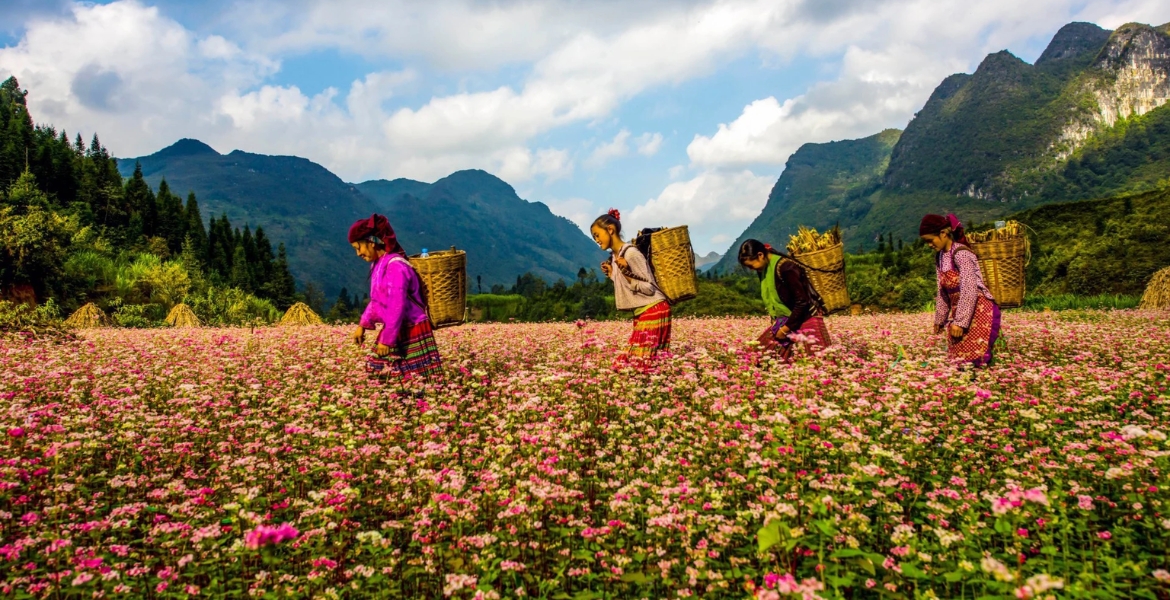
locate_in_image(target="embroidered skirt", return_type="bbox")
[761,315,832,359]
[945,294,1001,367]
[365,320,443,380]
[627,301,672,358]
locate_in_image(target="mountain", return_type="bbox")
[357,171,605,288]
[120,143,605,296]
[720,20,1170,266]
[711,129,901,271]
[118,139,380,296]
[695,251,723,271]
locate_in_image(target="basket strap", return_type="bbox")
[780,250,843,274]
[616,245,673,305]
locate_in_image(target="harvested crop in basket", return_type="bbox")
[279,302,323,326]
[967,220,1024,243]
[787,225,842,255]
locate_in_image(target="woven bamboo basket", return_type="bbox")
[792,242,849,314]
[409,247,467,328]
[969,235,1028,309]
[648,226,698,303]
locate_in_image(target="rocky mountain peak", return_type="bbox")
[1036,22,1111,65]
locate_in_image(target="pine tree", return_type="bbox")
[264,243,298,309]
[155,179,185,253]
[184,192,207,260]
[229,244,253,292]
[253,226,275,287]
[123,163,155,239]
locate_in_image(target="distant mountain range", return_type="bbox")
[118,141,604,296]
[714,20,1170,271]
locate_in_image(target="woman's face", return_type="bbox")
[590,225,614,250]
[740,252,769,272]
[352,240,379,262]
[920,232,949,251]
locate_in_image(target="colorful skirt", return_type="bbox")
[627,301,672,358]
[945,294,1001,367]
[365,320,443,380]
[761,315,832,359]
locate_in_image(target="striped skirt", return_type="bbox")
[365,320,443,380]
[761,315,832,361]
[628,301,672,358]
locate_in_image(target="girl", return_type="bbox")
[737,239,832,358]
[348,214,443,380]
[591,209,671,359]
[919,213,1000,367]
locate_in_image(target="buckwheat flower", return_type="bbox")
[7,427,24,438]
[1097,531,1112,540]
[243,523,299,549]
[1077,495,1093,510]
[1153,570,1170,582]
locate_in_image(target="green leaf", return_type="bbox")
[854,558,876,576]
[994,518,1012,535]
[830,548,865,558]
[944,571,965,583]
[757,522,782,553]
[620,572,650,584]
[900,563,928,579]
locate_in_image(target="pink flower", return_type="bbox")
[1097,531,1112,540]
[243,523,299,550]
[1077,495,1094,510]
[7,427,24,438]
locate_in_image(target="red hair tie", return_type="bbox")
[607,208,621,221]
[763,243,773,251]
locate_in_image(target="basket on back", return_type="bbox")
[787,226,849,314]
[967,221,1028,309]
[409,247,467,328]
[634,226,698,303]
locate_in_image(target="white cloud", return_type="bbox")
[586,130,630,168]
[539,196,598,233]
[635,132,664,156]
[628,169,775,254]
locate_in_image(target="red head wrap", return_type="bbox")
[347,214,403,255]
[919,213,966,243]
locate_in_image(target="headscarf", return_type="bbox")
[919,213,966,243]
[347,214,404,255]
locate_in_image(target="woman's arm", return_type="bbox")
[778,263,812,333]
[621,249,658,296]
[952,250,982,329]
[359,262,383,331]
[374,261,413,347]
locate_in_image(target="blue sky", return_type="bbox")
[2,0,1167,255]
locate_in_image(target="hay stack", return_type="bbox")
[63,303,112,328]
[165,303,201,328]
[1140,267,1170,309]
[279,302,323,326]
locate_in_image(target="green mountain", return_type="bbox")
[711,129,901,271]
[357,171,605,289]
[720,20,1170,268]
[119,142,605,296]
[118,139,380,297]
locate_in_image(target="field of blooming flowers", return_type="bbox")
[3,311,1170,599]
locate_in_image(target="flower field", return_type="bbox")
[3,312,1170,599]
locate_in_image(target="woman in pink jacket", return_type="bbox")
[348,214,442,380]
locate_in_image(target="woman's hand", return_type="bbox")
[948,323,965,338]
[614,255,630,270]
[774,325,791,341]
[374,343,391,357]
[600,261,613,278]
[352,326,366,346]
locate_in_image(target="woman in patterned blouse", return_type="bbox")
[919,214,1001,367]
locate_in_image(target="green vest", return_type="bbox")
[761,254,791,318]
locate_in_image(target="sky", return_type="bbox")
[1,0,1167,255]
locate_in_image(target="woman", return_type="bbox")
[919,213,1000,367]
[348,214,443,380]
[737,239,832,358]
[590,209,671,359]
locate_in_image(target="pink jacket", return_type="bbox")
[360,254,429,346]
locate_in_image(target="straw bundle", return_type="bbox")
[63,303,112,328]
[966,220,1024,243]
[279,302,323,326]
[165,303,201,328]
[1140,267,1170,310]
